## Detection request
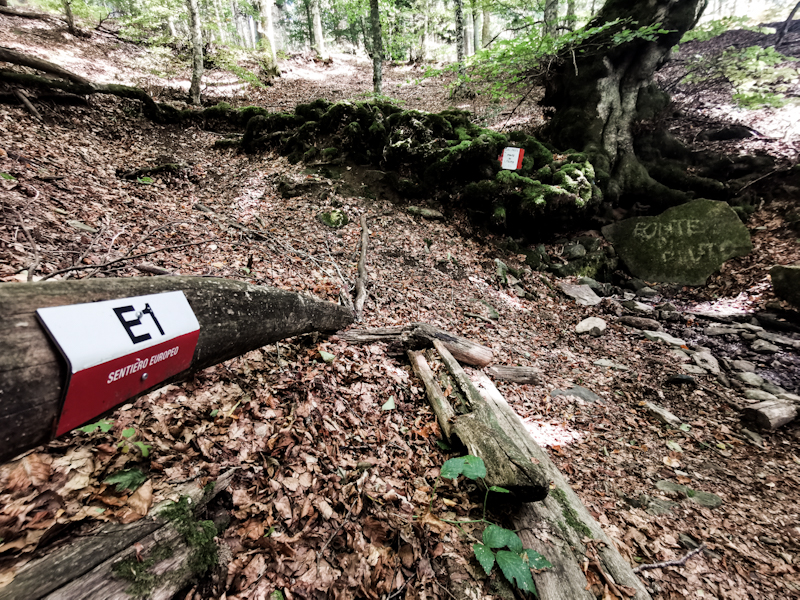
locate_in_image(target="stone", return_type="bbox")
[656,302,677,311]
[665,374,696,385]
[737,372,764,387]
[757,330,799,348]
[732,359,756,372]
[643,330,687,347]
[646,402,682,426]
[618,315,661,331]
[692,351,720,374]
[778,392,800,403]
[407,206,444,220]
[668,349,690,361]
[67,220,99,233]
[594,358,630,370]
[705,326,743,336]
[637,286,658,298]
[761,381,785,395]
[752,339,779,353]
[682,364,707,375]
[601,199,752,285]
[621,299,655,313]
[558,282,601,306]
[576,317,607,336]
[744,389,778,402]
[690,490,723,509]
[770,265,800,307]
[317,209,349,228]
[550,385,603,403]
[564,243,586,259]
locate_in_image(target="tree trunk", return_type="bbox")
[0,277,353,464]
[481,5,491,48]
[211,0,227,43]
[565,0,576,30]
[777,1,800,47]
[310,0,326,57]
[454,0,465,76]
[471,0,480,53]
[186,0,204,105]
[542,0,707,204]
[166,15,178,37]
[62,0,77,35]
[369,0,383,94]
[256,0,278,65]
[543,0,558,37]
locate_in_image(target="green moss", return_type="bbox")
[297,120,318,136]
[552,161,594,206]
[551,488,592,539]
[492,205,506,226]
[113,544,175,598]
[238,105,269,123]
[160,496,219,575]
[201,102,232,119]
[318,209,349,228]
[321,147,339,160]
[344,121,362,138]
[303,147,319,162]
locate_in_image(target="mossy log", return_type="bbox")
[471,372,652,600]
[0,470,234,600]
[0,277,353,463]
[339,322,493,367]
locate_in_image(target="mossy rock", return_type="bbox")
[321,147,339,160]
[318,209,349,228]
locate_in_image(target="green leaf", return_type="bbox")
[319,350,335,363]
[473,543,496,575]
[210,409,219,417]
[122,427,136,438]
[134,442,151,457]
[137,176,154,184]
[104,468,147,492]
[496,550,536,593]
[436,439,451,451]
[679,423,691,432]
[79,419,114,434]
[483,524,522,552]
[381,396,396,411]
[489,486,510,493]
[666,440,682,453]
[0,172,16,181]
[440,455,486,480]
[523,548,552,570]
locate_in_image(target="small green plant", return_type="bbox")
[437,455,552,594]
[0,172,16,180]
[105,468,148,492]
[79,419,152,457]
[136,176,154,184]
[680,17,757,43]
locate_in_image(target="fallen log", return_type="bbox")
[743,399,797,430]
[0,277,353,463]
[471,372,652,600]
[0,469,235,600]
[340,322,493,367]
[484,365,541,384]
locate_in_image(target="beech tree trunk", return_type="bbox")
[186,0,204,105]
[454,0,465,76]
[481,5,491,48]
[310,0,326,57]
[543,0,558,37]
[777,1,800,47]
[256,0,279,66]
[369,0,383,94]
[471,0,480,54]
[0,277,352,464]
[543,0,707,203]
[62,0,77,35]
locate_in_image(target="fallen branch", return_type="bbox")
[485,365,542,384]
[13,88,42,121]
[632,545,706,574]
[0,46,91,85]
[11,206,41,281]
[122,163,188,180]
[353,214,369,321]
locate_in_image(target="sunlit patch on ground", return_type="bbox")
[681,282,769,317]
[522,418,584,447]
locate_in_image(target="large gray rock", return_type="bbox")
[601,199,752,285]
[770,265,800,307]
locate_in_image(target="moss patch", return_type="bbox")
[551,487,593,539]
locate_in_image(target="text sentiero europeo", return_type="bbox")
[106,346,181,384]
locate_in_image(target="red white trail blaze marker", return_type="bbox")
[36,291,200,435]
[499,147,525,170]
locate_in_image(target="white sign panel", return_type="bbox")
[37,291,200,435]
[499,147,525,170]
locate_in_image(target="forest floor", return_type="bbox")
[1,12,800,600]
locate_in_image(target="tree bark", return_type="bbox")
[543,0,707,204]
[256,0,278,66]
[369,0,383,94]
[0,470,234,600]
[186,0,204,105]
[0,277,353,464]
[454,0,465,76]
[62,0,77,35]
[485,365,542,384]
[471,0,480,54]
[743,400,797,430]
[0,47,91,85]
[481,5,491,48]
[310,0,326,57]
[543,0,558,37]
[565,0,576,31]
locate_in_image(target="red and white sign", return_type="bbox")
[37,291,200,435]
[499,147,525,170]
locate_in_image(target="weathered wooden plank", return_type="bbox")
[471,372,652,600]
[485,365,542,384]
[407,350,456,442]
[0,277,353,463]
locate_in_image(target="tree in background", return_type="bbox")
[369,0,383,92]
[310,0,327,56]
[186,0,204,104]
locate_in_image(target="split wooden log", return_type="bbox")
[407,350,456,442]
[0,470,235,600]
[471,372,652,600]
[353,214,369,322]
[340,322,493,367]
[484,365,541,384]
[0,277,353,463]
[743,400,797,430]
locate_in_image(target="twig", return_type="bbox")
[737,168,785,194]
[40,238,216,280]
[633,544,706,574]
[13,88,43,122]
[387,573,416,600]
[353,214,369,322]
[12,208,40,281]
[501,80,540,132]
[318,494,360,556]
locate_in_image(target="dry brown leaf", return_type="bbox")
[127,480,153,516]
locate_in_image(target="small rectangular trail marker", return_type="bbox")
[499,147,525,170]
[37,291,200,435]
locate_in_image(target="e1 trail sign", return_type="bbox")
[37,291,200,435]
[499,147,525,170]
